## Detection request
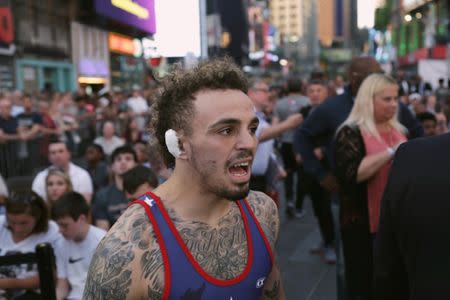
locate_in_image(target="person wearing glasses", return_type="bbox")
[247,79,303,195]
[0,190,61,299]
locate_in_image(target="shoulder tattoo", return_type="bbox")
[247,191,280,248]
[83,205,163,300]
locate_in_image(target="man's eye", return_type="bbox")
[249,126,258,134]
[219,128,233,135]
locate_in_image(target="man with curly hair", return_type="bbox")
[84,58,285,300]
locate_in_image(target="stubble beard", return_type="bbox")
[190,149,250,201]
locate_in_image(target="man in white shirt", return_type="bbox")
[32,141,94,203]
[93,121,125,157]
[127,85,149,131]
[247,79,303,193]
[52,192,106,300]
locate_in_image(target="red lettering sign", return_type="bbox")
[0,6,14,44]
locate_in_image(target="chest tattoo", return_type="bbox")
[170,205,248,280]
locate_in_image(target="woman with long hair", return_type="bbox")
[45,168,73,204]
[0,190,61,299]
[334,73,407,300]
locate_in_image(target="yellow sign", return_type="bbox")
[221,32,231,48]
[111,0,149,19]
[78,77,107,84]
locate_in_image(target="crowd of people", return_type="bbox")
[0,55,449,300]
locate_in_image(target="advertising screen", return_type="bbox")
[95,0,156,34]
[153,0,201,57]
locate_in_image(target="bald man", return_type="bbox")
[293,56,423,300]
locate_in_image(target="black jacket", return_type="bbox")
[374,133,450,300]
[294,89,423,181]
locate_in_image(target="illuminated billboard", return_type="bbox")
[95,0,156,34]
[153,0,201,57]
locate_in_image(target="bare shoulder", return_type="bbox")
[246,191,280,248]
[83,204,165,300]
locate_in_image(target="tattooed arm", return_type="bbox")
[83,204,165,300]
[248,191,286,300]
[261,260,285,300]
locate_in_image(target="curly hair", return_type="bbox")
[150,57,248,168]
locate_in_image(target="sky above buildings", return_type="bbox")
[357,0,376,28]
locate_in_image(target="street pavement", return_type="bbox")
[275,191,337,300]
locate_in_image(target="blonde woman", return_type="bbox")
[45,168,73,204]
[334,73,407,300]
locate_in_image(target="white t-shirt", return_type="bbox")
[252,112,274,176]
[55,225,106,300]
[127,96,148,114]
[93,136,125,157]
[0,216,61,298]
[31,163,94,201]
[127,96,149,131]
[0,173,8,198]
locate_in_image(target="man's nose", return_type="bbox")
[237,129,257,150]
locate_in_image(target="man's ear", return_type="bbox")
[177,135,189,160]
[77,214,87,224]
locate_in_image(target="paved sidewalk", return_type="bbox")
[276,197,337,300]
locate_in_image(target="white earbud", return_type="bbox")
[165,129,182,158]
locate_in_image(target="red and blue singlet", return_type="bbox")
[131,192,274,300]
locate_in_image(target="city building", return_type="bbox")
[317,0,334,47]
[74,0,156,92]
[12,0,76,93]
[0,0,15,92]
[317,0,360,77]
[269,0,304,43]
[375,0,448,86]
[269,0,318,74]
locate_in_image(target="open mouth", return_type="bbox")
[228,161,250,177]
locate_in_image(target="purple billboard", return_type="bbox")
[95,0,156,34]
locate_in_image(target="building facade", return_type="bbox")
[375,0,449,85]
[0,0,16,92]
[74,0,156,91]
[12,0,76,93]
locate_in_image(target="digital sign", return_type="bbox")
[153,0,201,57]
[95,0,156,34]
[109,32,142,57]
